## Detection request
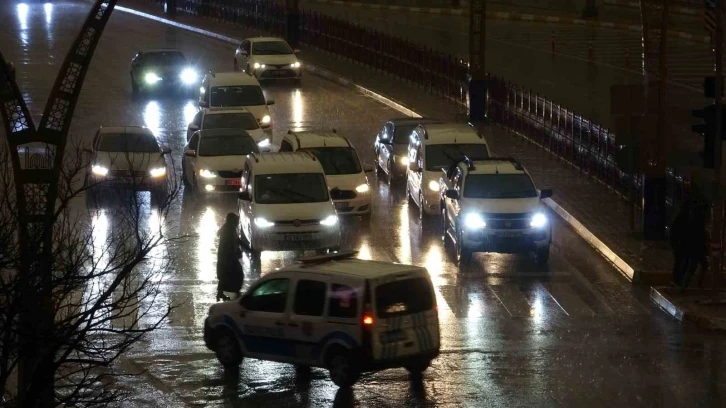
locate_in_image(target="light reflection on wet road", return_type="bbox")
[1,2,725,407]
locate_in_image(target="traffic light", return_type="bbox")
[691,104,726,169]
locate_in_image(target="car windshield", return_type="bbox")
[139,52,186,67]
[210,86,266,107]
[252,40,293,55]
[464,174,538,199]
[299,147,362,175]
[203,113,260,130]
[97,133,159,153]
[198,135,259,157]
[425,144,489,171]
[375,277,434,318]
[254,173,329,204]
[393,124,416,144]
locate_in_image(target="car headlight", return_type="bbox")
[199,169,216,178]
[179,68,198,84]
[257,138,270,148]
[254,217,275,228]
[199,86,206,94]
[144,72,161,84]
[149,167,166,178]
[291,62,301,68]
[320,215,338,226]
[428,180,440,192]
[464,213,486,229]
[355,184,370,193]
[530,212,548,228]
[398,156,410,166]
[260,115,271,125]
[91,165,108,176]
[253,62,266,69]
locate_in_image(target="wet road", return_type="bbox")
[2,2,725,407]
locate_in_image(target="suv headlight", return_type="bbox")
[254,217,275,228]
[320,215,338,226]
[91,165,108,176]
[355,184,369,193]
[199,169,216,178]
[253,63,265,69]
[149,167,166,178]
[144,72,161,84]
[291,62,301,68]
[428,180,440,192]
[530,212,547,228]
[397,156,410,166]
[179,68,198,84]
[257,138,270,148]
[464,213,486,229]
[260,115,271,125]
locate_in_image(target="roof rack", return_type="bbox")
[296,250,358,265]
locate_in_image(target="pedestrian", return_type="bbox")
[670,200,691,287]
[216,213,244,301]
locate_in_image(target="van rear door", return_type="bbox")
[370,271,439,361]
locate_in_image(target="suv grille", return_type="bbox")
[330,189,356,200]
[484,212,533,229]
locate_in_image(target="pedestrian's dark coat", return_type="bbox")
[217,213,243,293]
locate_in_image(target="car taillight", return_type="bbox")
[363,314,374,325]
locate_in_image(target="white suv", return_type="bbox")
[281,130,373,216]
[440,157,553,265]
[187,107,270,150]
[237,152,341,257]
[234,37,302,82]
[199,72,274,132]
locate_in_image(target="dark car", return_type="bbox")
[130,49,199,96]
[373,117,441,182]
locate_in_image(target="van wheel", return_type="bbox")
[456,229,472,266]
[326,349,360,388]
[405,358,431,374]
[214,329,242,368]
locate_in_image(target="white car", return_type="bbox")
[440,157,553,265]
[281,130,373,216]
[187,107,270,151]
[406,123,491,218]
[234,37,302,82]
[199,72,274,133]
[203,251,440,388]
[86,126,170,205]
[237,152,341,257]
[182,129,260,193]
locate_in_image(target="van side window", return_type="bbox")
[293,280,326,316]
[279,140,293,152]
[242,279,289,313]
[328,284,358,318]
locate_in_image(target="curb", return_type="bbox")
[116,4,640,283]
[650,287,726,331]
[604,0,700,16]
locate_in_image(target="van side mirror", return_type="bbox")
[540,188,553,199]
[363,164,374,173]
[266,98,275,105]
[293,49,301,54]
[239,50,248,56]
[409,162,421,172]
[445,189,459,200]
[238,191,251,201]
[184,149,196,157]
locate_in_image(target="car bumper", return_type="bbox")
[140,80,197,91]
[462,228,550,253]
[253,67,302,80]
[90,176,166,192]
[251,227,341,251]
[422,193,441,215]
[333,196,371,215]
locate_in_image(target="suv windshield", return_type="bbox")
[299,147,362,175]
[254,173,329,204]
[393,125,415,144]
[425,144,489,171]
[464,174,538,199]
[203,113,260,130]
[252,40,293,55]
[210,86,265,107]
[375,277,434,318]
[97,133,159,153]
[198,135,259,157]
[140,52,185,67]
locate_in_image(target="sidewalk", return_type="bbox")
[650,287,726,331]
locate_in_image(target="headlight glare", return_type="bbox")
[530,212,548,228]
[260,115,271,125]
[320,215,338,226]
[428,180,440,192]
[179,68,198,84]
[254,217,275,228]
[144,72,161,84]
[399,156,410,166]
[91,165,108,176]
[355,184,370,193]
[253,62,263,69]
[292,62,301,68]
[257,138,270,148]
[199,169,216,178]
[464,213,486,229]
[149,167,166,178]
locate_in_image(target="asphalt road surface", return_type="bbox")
[1,2,724,407]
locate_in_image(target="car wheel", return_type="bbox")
[405,358,431,375]
[214,329,242,368]
[326,348,360,388]
[418,192,426,220]
[182,159,191,187]
[387,159,395,185]
[295,77,302,86]
[535,245,550,266]
[441,206,449,240]
[456,229,472,266]
[130,74,139,95]
[233,58,239,72]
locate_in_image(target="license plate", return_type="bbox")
[380,330,407,343]
[495,230,522,238]
[271,70,287,76]
[283,234,312,242]
[225,179,241,186]
[334,202,349,210]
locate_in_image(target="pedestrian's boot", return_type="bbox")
[216,291,230,302]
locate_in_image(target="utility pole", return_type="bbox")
[468,0,487,122]
[711,0,723,285]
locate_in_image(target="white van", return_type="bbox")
[203,251,440,387]
[406,123,490,219]
[237,152,342,257]
[199,72,275,133]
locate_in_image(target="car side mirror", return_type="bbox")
[540,188,553,199]
[445,189,459,200]
[239,50,248,56]
[409,162,421,172]
[266,98,275,105]
[184,149,196,157]
[188,124,199,131]
[363,164,374,173]
[199,100,209,108]
[238,191,251,201]
[294,49,301,54]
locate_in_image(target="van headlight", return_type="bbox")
[254,217,275,228]
[149,167,166,178]
[398,156,410,166]
[291,62,301,68]
[464,213,486,229]
[428,180,440,192]
[260,115,271,125]
[355,184,369,193]
[530,212,547,228]
[144,72,161,84]
[199,169,216,178]
[179,68,198,84]
[257,138,270,148]
[320,215,338,226]
[91,165,108,176]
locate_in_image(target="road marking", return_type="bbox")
[487,284,533,318]
[542,283,596,317]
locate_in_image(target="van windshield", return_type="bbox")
[425,144,489,171]
[254,173,329,204]
[375,277,434,318]
[210,86,266,107]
